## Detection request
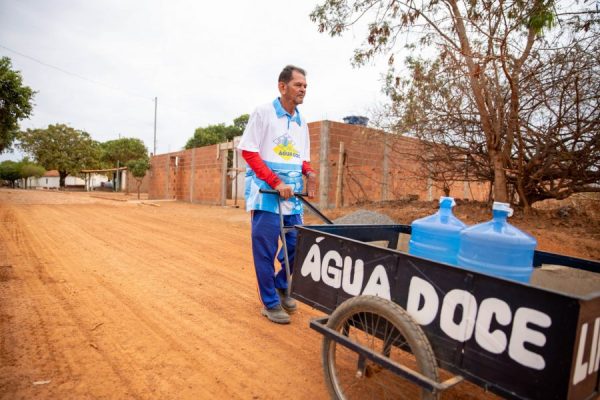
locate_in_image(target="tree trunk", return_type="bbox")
[448,0,510,203]
[443,184,450,197]
[137,180,142,200]
[59,171,68,189]
[490,150,508,202]
[516,181,532,214]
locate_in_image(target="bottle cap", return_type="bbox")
[493,201,513,217]
[439,196,456,207]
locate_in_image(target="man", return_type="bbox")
[237,65,317,324]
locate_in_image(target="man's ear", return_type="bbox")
[278,81,286,94]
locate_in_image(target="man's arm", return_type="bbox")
[242,150,293,199]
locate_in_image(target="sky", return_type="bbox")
[0,0,389,161]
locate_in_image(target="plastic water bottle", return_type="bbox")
[409,197,467,265]
[457,202,537,283]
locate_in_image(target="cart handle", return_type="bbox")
[259,188,305,196]
[259,189,333,224]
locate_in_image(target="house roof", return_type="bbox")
[43,170,60,177]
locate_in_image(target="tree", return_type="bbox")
[311,0,599,207]
[185,124,231,148]
[101,137,148,167]
[0,57,35,154]
[376,22,600,207]
[0,160,21,187]
[505,34,600,205]
[18,159,46,188]
[233,114,249,132]
[185,114,248,149]
[127,158,150,199]
[19,124,101,188]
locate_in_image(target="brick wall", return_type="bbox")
[147,121,489,206]
[148,145,223,204]
[125,170,150,194]
[307,121,489,208]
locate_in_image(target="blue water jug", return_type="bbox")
[457,202,537,283]
[409,197,467,265]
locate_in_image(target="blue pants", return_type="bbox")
[251,210,302,309]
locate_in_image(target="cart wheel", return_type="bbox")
[322,295,439,400]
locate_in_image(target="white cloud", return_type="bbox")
[0,0,388,160]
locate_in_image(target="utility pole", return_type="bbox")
[116,133,121,192]
[153,97,158,156]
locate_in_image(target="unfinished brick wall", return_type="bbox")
[148,145,223,204]
[307,121,489,208]
[187,145,223,204]
[147,120,489,206]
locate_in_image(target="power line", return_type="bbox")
[0,43,154,102]
[0,43,211,123]
[0,43,249,152]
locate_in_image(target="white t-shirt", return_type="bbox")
[237,98,310,215]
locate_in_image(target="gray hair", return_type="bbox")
[278,65,306,83]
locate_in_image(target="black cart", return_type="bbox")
[290,223,600,400]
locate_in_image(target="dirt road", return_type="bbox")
[0,189,497,399]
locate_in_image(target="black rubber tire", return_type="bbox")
[322,295,439,400]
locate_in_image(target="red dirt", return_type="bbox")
[1,189,598,399]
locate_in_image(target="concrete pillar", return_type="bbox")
[319,121,330,209]
[165,156,170,200]
[220,149,228,206]
[232,136,245,202]
[190,148,196,203]
[335,141,345,208]
[427,176,433,201]
[121,169,127,192]
[382,134,389,201]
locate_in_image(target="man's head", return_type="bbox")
[278,65,307,108]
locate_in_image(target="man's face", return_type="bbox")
[279,71,307,107]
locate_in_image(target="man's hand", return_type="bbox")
[306,172,317,199]
[274,182,294,200]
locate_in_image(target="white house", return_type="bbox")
[29,170,109,190]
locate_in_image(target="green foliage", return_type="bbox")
[311,0,559,68]
[18,160,45,189]
[127,158,150,179]
[0,57,36,154]
[185,124,231,148]
[0,156,45,187]
[528,1,555,33]
[19,161,45,179]
[0,160,21,185]
[126,158,150,199]
[19,124,101,187]
[185,114,248,149]
[101,137,148,167]
[233,114,249,132]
